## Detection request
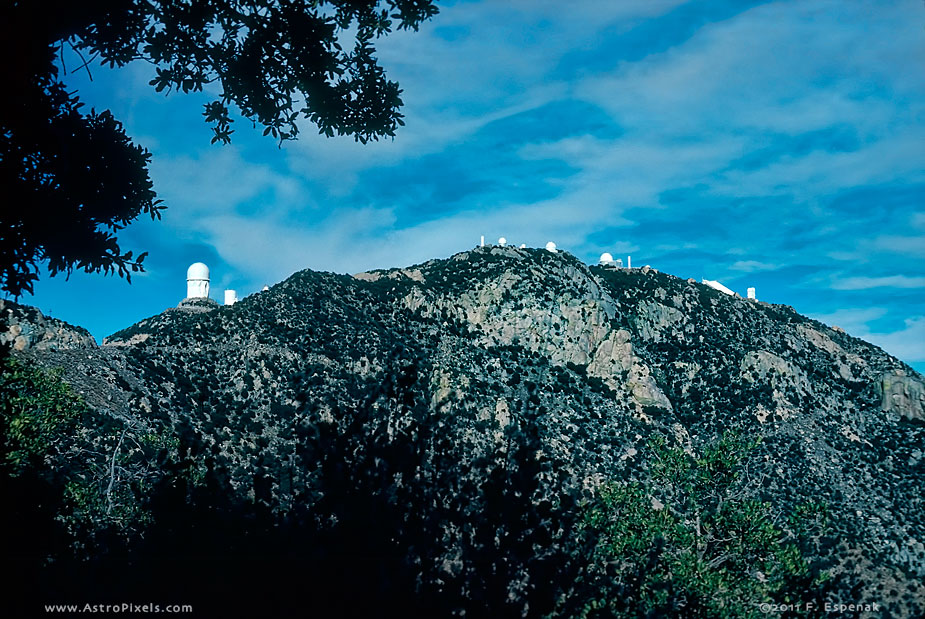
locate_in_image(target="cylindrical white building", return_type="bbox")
[186,262,210,299]
[224,290,238,305]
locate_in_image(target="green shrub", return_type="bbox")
[0,357,85,474]
[565,432,830,618]
[1,355,177,553]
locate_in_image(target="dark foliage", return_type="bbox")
[0,14,159,296]
[0,0,437,296]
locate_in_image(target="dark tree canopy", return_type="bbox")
[0,0,438,297]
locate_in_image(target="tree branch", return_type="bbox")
[106,427,127,515]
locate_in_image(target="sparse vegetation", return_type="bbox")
[0,355,175,555]
[564,433,831,618]
[4,248,922,616]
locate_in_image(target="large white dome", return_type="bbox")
[545,241,557,253]
[187,262,210,280]
[600,252,614,264]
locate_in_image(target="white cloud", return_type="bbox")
[713,132,925,203]
[830,275,925,290]
[603,241,640,255]
[277,0,695,195]
[808,307,889,332]
[729,260,780,273]
[137,0,923,289]
[863,316,925,363]
[573,0,925,201]
[826,230,925,264]
[810,308,925,363]
[283,84,569,196]
[196,206,396,285]
[826,250,865,262]
[872,235,925,258]
[150,146,312,222]
[189,179,645,296]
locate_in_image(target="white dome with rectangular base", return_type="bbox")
[186,262,210,299]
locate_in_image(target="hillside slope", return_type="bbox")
[7,246,924,616]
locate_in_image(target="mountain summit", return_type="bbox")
[5,246,924,616]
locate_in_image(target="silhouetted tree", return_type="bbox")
[0,0,438,296]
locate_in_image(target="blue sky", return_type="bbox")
[21,0,925,371]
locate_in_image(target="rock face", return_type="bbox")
[175,297,220,312]
[15,247,925,616]
[1,300,96,352]
[878,372,925,421]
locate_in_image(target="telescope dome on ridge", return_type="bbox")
[187,262,210,280]
[186,262,210,299]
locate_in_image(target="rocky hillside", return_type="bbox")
[5,246,924,617]
[1,299,96,352]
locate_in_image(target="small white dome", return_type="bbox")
[498,237,507,246]
[545,241,557,253]
[519,244,526,248]
[600,252,614,264]
[187,262,210,280]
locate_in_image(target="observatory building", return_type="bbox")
[701,279,758,300]
[599,253,627,269]
[187,262,210,299]
[702,279,736,296]
[178,262,219,311]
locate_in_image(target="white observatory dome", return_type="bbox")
[187,262,210,280]
[186,262,210,299]
[600,252,614,264]
[545,241,557,253]
[498,237,507,246]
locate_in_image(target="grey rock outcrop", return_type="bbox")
[878,372,925,421]
[176,297,220,312]
[1,299,96,351]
